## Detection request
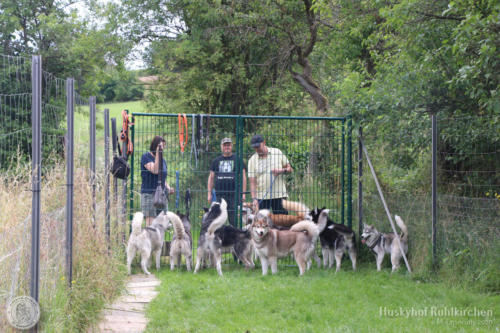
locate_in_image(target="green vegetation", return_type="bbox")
[145,265,499,332]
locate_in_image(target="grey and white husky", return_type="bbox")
[361,215,408,272]
[126,211,172,275]
[168,211,193,271]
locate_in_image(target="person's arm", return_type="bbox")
[250,176,258,212]
[242,168,247,201]
[144,145,162,174]
[207,171,215,202]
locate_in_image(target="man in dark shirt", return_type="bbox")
[207,137,247,227]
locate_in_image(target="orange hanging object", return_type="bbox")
[120,109,134,156]
[178,113,188,153]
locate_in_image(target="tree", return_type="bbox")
[121,0,333,115]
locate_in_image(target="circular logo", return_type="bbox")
[6,296,40,330]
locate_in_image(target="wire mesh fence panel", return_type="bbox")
[0,54,33,329]
[129,114,350,267]
[436,113,499,288]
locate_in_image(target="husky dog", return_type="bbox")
[361,215,408,272]
[168,211,193,271]
[194,199,228,276]
[251,210,319,276]
[266,199,311,228]
[310,208,357,272]
[126,211,171,275]
[241,203,255,231]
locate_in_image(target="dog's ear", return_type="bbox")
[203,207,209,213]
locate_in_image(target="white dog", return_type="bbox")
[126,211,171,275]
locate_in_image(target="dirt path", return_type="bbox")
[90,274,160,333]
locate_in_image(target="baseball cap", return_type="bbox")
[250,134,264,148]
[221,137,232,144]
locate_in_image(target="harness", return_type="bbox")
[365,232,383,253]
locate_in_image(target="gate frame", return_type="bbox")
[128,113,352,228]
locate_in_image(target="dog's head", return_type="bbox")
[241,206,255,227]
[360,224,377,244]
[310,207,327,223]
[251,210,272,240]
[152,211,172,231]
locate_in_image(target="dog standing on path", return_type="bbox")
[127,211,171,275]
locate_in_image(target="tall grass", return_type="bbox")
[0,154,127,332]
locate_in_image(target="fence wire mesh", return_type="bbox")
[0,54,125,331]
[129,114,351,266]
[356,111,499,290]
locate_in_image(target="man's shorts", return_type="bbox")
[141,192,167,218]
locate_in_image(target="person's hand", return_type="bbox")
[166,185,174,194]
[252,198,259,213]
[242,193,246,201]
[272,168,283,176]
[207,192,212,203]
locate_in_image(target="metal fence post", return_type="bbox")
[65,78,74,289]
[90,96,96,223]
[122,110,128,220]
[341,119,345,224]
[30,55,41,312]
[104,109,110,249]
[111,118,119,242]
[347,116,352,228]
[431,112,438,269]
[129,118,135,220]
[358,126,363,242]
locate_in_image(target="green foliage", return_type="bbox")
[0,0,131,96]
[98,69,144,103]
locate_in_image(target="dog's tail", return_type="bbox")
[316,209,330,233]
[167,211,185,240]
[207,199,228,235]
[282,199,310,219]
[395,215,408,242]
[290,220,319,241]
[131,212,144,236]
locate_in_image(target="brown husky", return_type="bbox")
[251,209,320,275]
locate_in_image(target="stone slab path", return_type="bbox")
[89,274,160,333]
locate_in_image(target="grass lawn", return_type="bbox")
[144,264,499,333]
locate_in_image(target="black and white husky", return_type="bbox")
[310,208,357,272]
[194,199,254,276]
[361,215,408,272]
[126,211,172,275]
[168,211,193,271]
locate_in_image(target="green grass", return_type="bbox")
[145,264,499,332]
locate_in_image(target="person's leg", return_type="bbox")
[258,199,272,211]
[271,198,288,215]
[141,193,155,226]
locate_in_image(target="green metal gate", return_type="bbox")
[128,114,352,265]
